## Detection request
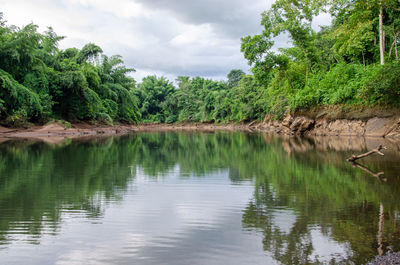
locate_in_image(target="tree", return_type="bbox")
[227,69,245,87]
[380,0,385,65]
[137,76,175,122]
[0,15,140,124]
[77,43,103,64]
[328,0,400,64]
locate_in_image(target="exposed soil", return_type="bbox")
[0,122,136,139]
[136,122,258,132]
[0,122,260,140]
[1,111,400,141]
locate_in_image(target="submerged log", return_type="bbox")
[347,145,387,162]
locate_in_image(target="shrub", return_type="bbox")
[362,63,400,106]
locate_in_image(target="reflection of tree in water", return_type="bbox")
[242,184,400,264]
[0,137,138,245]
[351,161,386,182]
[243,184,315,264]
[240,136,400,264]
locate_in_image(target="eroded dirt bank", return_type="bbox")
[258,114,400,139]
[0,113,400,140]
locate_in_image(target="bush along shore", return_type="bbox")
[1,1,400,136]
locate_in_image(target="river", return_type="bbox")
[0,132,399,264]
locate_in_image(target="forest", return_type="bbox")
[0,0,400,126]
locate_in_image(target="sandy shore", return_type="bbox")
[1,119,400,143]
[0,122,260,140]
[0,123,137,138]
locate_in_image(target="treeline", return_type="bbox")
[0,9,266,125]
[135,0,400,123]
[135,72,265,123]
[239,0,400,118]
[0,13,140,125]
[136,0,400,123]
[1,0,400,125]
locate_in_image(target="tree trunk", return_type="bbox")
[362,50,366,67]
[389,31,400,58]
[379,2,385,65]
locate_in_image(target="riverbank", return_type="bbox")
[0,110,400,140]
[0,122,138,139]
[260,113,400,138]
[0,122,253,139]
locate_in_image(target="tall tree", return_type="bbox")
[380,0,385,65]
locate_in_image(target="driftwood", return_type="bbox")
[351,162,387,182]
[347,145,387,162]
[247,120,258,128]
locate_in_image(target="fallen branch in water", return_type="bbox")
[347,145,387,162]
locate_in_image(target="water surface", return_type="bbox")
[0,132,399,264]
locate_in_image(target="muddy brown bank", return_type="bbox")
[1,112,400,140]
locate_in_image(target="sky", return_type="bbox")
[0,0,330,82]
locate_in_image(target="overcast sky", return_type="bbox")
[0,0,330,82]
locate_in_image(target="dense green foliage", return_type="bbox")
[132,73,266,123]
[133,0,400,123]
[1,0,400,125]
[239,0,400,118]
[0,13,140,125]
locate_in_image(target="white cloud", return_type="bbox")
[62,0,146,18]
[170,24,214,47]
[1,0,269,80]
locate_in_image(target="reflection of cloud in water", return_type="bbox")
[271,209,297,234]
[50,169,268,265]
[55,233,151,265]
[310,228,351,263]
[129,168,253,233]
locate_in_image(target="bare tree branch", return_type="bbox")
[347,145,387,162]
